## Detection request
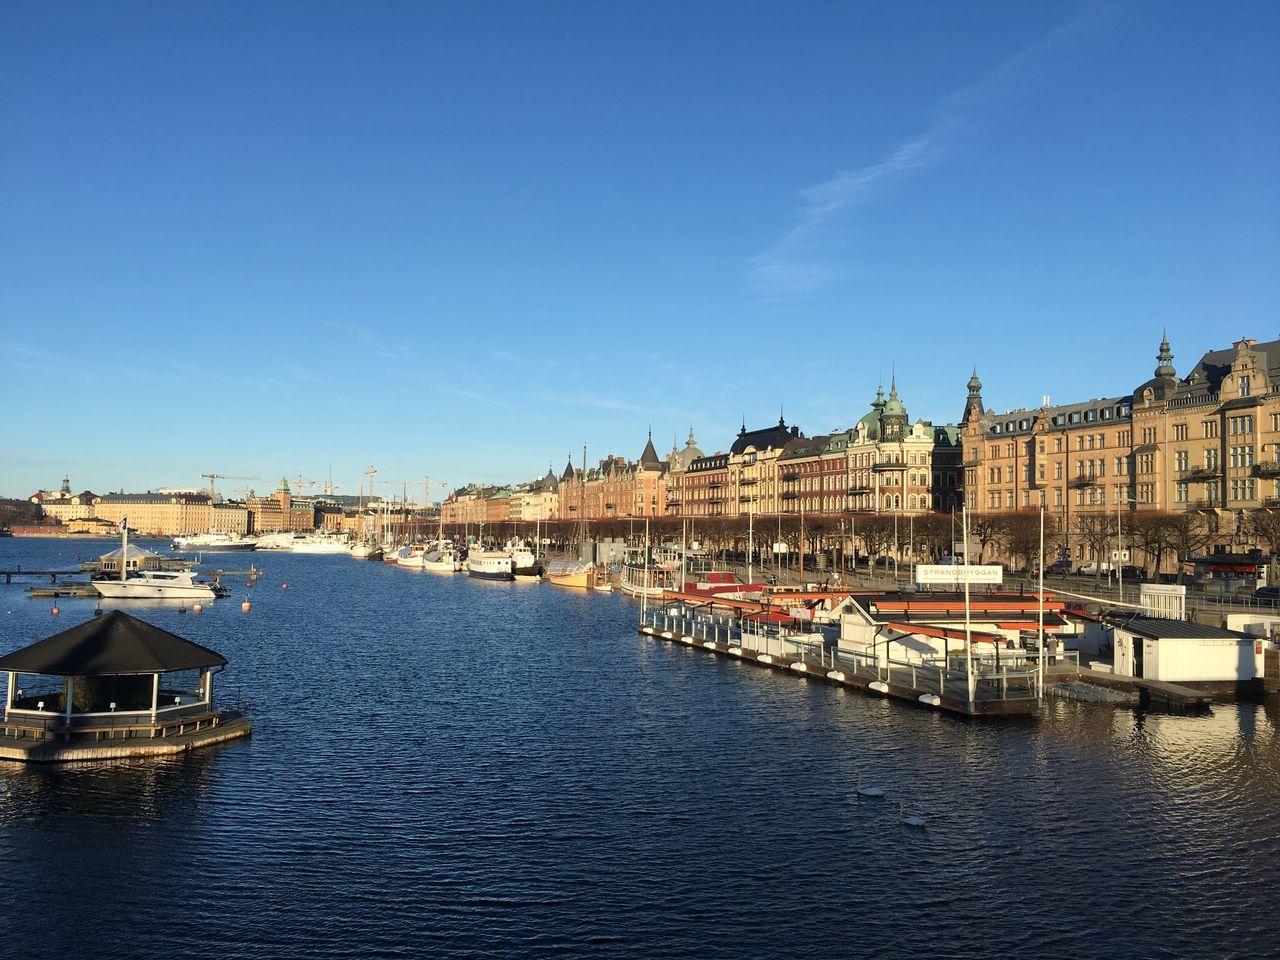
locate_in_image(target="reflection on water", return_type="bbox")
[2,537,1280,959]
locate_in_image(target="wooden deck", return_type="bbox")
[0,711,252,762]
[1076,668,1212,711]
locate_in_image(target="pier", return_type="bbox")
[0,569,80,584]
[639,605,1041,718]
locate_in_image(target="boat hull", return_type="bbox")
[547,571,593,590]
[468,569,514,581]
[93,581,216,600]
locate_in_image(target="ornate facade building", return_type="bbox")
[960,334,1280,561]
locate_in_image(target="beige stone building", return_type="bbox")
[960,334,1280,565]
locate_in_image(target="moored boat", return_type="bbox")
[467,551,514,581]
[545,558,594,590]
[93,569,222,601]
[171,533,258,552]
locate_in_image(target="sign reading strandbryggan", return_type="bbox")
[915,564,1004,586]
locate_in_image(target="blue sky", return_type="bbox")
[3,1,1277,500]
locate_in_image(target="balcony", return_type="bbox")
[872,462,902,472]
[666,498,682,507]
[708,497,724,505]
[1067,475,1097,489]
[847,486,871,495]
[708,481,724,489]
[1180,467,1221,483]
[740,477,758,486]
[781,492,798,501]
[781,472,799,482]
[1254,462,1280,478]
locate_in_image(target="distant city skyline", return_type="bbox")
[3,2,1277,499]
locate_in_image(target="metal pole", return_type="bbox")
[963,505,974,703]
[1038,503,1045,700]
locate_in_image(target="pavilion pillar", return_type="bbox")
[150,672,160,721]
[4,671,13,720]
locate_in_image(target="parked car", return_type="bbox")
[1118,565,1145,581]
[1252,586,1280,605]
[1033,559,1074,577]
[1076,561,1114,576]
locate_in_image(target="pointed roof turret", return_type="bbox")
[60,474,71,495]
[561,456,576,482]
[639,431,661,468]
[1155,331,1176,379]
[962,368,985,425]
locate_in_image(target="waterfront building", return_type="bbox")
[27,476,250,536]
[441,486,490,526]
[28,485,101,525]
[663,429,704,516]
[840,383,962,515]
[959,334,1280,567]
[509,469,559,522]
[246,479,316,534]
[679,419,799,519]
[484,488,513,525]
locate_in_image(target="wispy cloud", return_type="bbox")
[322,321,412,360]
[749,14,1090,296]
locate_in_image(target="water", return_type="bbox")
[2,537,1279,958]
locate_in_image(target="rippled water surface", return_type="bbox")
[2,538,1279,959]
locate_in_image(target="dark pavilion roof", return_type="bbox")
[730,416,802,455]
[0,611,228,677]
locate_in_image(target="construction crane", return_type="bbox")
[201,473,261,498]
[293,475,317,495]
[422,476,448,511]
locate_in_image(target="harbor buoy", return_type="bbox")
[192,603,203,614]
[50,605,60,616]
[756,654,773,665]
[179,606,187,615]
[826,670,846,682]
[281,583,289,590]
[789,661,808,673]
[241,601,252,613]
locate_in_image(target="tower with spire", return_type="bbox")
[962,368,984,426]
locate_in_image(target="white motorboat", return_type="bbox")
[93,569,219,601]
[395,545,428,568]
[290,535,351,554]
[350,542,382,560]
[422,546,461,573]
[255,532,300,551]
[171,532,257,551]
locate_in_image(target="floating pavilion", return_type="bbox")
[0,610,251,762]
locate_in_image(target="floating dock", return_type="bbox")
[0,710,252,763]
[637,622,1038,718]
